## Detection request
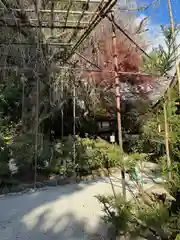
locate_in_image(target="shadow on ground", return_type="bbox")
[0,166,163,240]
[0,179,117,240]
[19,210,115,240]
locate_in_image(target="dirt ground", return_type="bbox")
[0,163,164,240]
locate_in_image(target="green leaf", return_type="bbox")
[175,234,180,240]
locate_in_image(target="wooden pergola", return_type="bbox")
[0,0,116,64]
[0,0,151,194]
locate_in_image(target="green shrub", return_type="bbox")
[47,137,123,175]
[48,137,147,175]
[96,194,132,234]
[176,234,180,240]
[97,192,180,239]
[0,136,11,178]
[10,133,53,172]
[125,152,147,169]
[94,138,122,168]
[10,133,35,169]
[76,137,123,171]
[0,162,11,178]
[8,134,147,177]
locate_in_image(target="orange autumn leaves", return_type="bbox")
[81,29,154,96]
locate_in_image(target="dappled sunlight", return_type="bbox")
[21,206,51,231]
[0,0,179,238]
[0,179,119,239]
[21,171,162,225]
[21,210,111,239]
[12,181,117,239]
[0,166,165,239]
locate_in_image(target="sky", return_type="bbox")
[135,0,180,53]
[136,0,180,25]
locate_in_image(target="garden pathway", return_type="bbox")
[0,162,164,240]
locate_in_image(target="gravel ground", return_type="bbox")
[0,166,162,240]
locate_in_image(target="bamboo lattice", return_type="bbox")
[0,0,116,67]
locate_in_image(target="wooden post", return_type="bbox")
[20,74,26,130]
[34,74,39,189]
[163,102,171,180]
[61,75,66,172]
[168,0,180,96]
[34,0,41,189]
[61,78,64,139]
[111,12,126,200]
[73,84,76,168]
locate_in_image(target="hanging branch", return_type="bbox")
[106,14,151,59]
[19,27,28,132]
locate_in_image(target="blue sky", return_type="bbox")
[136,0,180,25]
[134,0,180,53]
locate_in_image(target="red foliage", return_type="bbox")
[80,26,155,97]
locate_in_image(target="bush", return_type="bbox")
[10,133,36,169]
[47,137,123,176]
[75,137,124,172]
[8,134,147,178]
[94,138,122,168]
[0,136,11,179]
[125,152,147,169]
[176,234,180,240]
[10,133,54,173]
[97,192,180,239]
[97,194,132,235]
[47,137,148,176]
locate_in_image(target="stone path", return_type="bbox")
[0,163,164,240]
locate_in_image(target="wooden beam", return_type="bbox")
[0,22,87,29]
[0,42,72,46]
[0,17,90,25]
[52,0,108,2]
[0,8,98,15]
